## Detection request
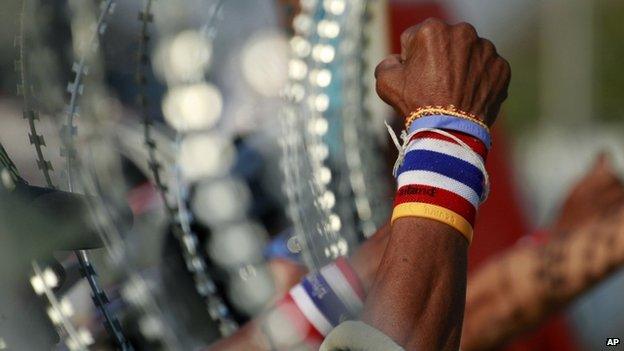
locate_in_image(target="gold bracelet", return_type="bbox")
[404,105,489,133]
[391,202,473,243]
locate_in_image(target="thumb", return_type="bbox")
[375,55,407,115]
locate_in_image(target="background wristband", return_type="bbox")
[270,294,325,347]
[408,115,491,149]
[391,202,473,243]
[301,272,351,327]
[334,257,365,300]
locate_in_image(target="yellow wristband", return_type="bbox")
[391,202,473,243]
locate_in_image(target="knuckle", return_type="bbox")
[374,55,400,78]
[422,17,445,27]
[400,28,419,52]
[493,58,512,88]
[399,30,412,46]
[418,24,438,39]
[374,61,388,79]
[498,57,511,77]
[455,22,478,40]
[481,38,497,55]
[417,18,446,37]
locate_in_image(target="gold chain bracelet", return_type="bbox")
[404,105,490,132]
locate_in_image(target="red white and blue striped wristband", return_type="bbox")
[264,257,364,348]
[389,119,490,243]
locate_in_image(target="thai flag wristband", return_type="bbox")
[408,114,492,149]
[263,257,365,348]
[390,118,490,244]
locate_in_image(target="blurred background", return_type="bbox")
[0,0,622,350]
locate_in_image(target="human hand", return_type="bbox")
[375,18,511,127]
[553,153,624,235]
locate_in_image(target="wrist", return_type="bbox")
[262,258,365,348]
[362,219,467,349]
[388,111,491,244]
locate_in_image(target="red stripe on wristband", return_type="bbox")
[409,130,487,160]
[334,257,365,300]
[394,184,476,226]
[276,293,325,346]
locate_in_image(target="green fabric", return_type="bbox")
[320,321,405,351]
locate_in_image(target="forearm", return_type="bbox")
[207,322,269,351]
[349,222,391,292]
[209,224,391,351]
[461,240,541,351]
[462,205,624,351]
[362,219,467,351]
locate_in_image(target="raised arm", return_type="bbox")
[462,155,624,351]
[357,19,510,351]
[209,155,624,350]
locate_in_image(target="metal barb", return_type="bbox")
[58,0,133,348]
[136,0,238,336]
[17,0,55,188]
[75,250,134,351]
[32,261,87,350]
[62,0,115,192]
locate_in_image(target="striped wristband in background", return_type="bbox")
[263,258,365,348]
[392,113,490,243]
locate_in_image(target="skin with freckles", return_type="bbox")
[363,18,510,351]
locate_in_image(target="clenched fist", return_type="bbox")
[375,18,511,127]
[553,153,624,235]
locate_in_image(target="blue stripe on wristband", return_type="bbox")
[320,263,363,317]
[408,114,491,149]
[301,272,351,327]
[397,149,484,196]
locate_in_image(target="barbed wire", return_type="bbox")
[0,143,24,184]
[139,0,240,336]
[16,0,122,348]
[58,1,133,349]
[281,0,371,268]
[79,123,185,350]
[16,0,55,188]
[137,0,174,215]
[281,4,329,269]
[31,261,90,350]
[62,0,115,191]
[280,1,388,270]
[76,251,133,350]
[340,1,390,238]
[14,5,75,347]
